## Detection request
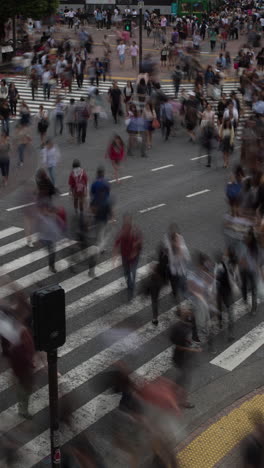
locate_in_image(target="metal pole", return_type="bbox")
[47,349,61,468]
[12,16,16,54]
[139,7,142,73]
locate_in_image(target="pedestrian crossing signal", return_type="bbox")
[124,20,131,32]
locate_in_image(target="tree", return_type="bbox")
[0,0,59,23]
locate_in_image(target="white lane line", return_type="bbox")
[0,227,23,239]
[139,204,166,214]
[210,321,264,371]
[109,175,133,183]
[186,189,210,198]
[10,306,177,463]
[60,192,69,197]
[151,164,174,172]
[190,154,208,161]
[0,239,75,276]
[6,202,36,212]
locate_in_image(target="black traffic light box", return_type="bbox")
[124,19,132,32]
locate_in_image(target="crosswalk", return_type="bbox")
[6,75,251,140]
[0,224,262,466]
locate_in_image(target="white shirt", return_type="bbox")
[42,145,61,168]
[223,107,238,122]
[117,44,126,56]
[67,10,75,18]
[130,45,138,56]
[42,70,51,84]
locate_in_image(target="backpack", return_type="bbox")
[73,169,87,194]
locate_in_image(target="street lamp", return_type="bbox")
[138,1,144,73]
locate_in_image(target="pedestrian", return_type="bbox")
[29,68,38,101]
[219,118,234,168]
[239,228,259,316]
[214,251,235,341]
[65,98,76,141]
[143,101,158,149]
[117,40,126,68]
[35,168,56,205]
[36,104,49,146]
[108,81,122,124]
[170,305,201,409]
[8,82,19,116]
[209,28,217,51]
[0,132,10,186]
[172,65,182,98]
[74,56,84,88]
[105,134,125,182]
[19,100,31,126]
[8,314,35,419]
[37,203,63,273]
[54,96,64,136]
[15,123,31,167]
[90,166,112,254]
[161,98,174,141]
[200,103,215,168]
[68,159,88,214]
[113,214,142,301]
[130,41,139,69]
[0,79,8,102]
[42,66,52,100]
[75,97,90,144]
[0,99,10,136]
[123,80,134,112]
[41,139,61,185]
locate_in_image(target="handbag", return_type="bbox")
[152,118,160,129]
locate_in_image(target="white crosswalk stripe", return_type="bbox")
[5,76,250,140]
[0,224,260,466]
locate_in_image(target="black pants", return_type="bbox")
[42,240,55,268]
[210,40,216,51]
[216,288,234,335]
[9,100,17,115]
[31,86,37,100]
[77,121,87,143]
[96,73,100,87]
[163,119,173,140]
[43,83,51,100]
[76,74,83,88]
[55,114,63,135]
[111,105,119,123]
[69,18,73,28]
[173,81,181,97]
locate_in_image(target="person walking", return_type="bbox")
[0,133,10,186]
[42,66,52,101]
[117,41,126,69]
[8,82,19,116]
[75,97,90,144]
[54,96,64,136]
[65,98,76,141]
[130,41,139,69]
[37,203,63,273]
[105,134,125,182]
[219,118,234,168]
[143,102,157,149]
[160,98,174,141]
[29,68,38,101]
[123,81,134,112]
[113,214,142,301]
[74,56,85,88]
[41,139,61,185]
[0,99,11,136]
[90,166,112,255]
[108,81,122,124]
[209,28,217,51]
[36,105,49,146]
[172,65,182,98]
[15,123,32,167]
[68,159,88,214]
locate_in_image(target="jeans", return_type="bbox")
[55,114,63,135]
[42,240,56,268]
[18,143,26,164]
[48,166,56,185]
[122,256,139,298]
[43,83,51,100]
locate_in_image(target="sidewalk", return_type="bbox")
[176,386,264,468]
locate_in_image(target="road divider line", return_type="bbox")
[151,164,174,172]
[186,189,210,198]
[109,175,133,183]
[210,322,264,371]
[190,154,208,161]
[139,204,166,214]
[6,202,36,212]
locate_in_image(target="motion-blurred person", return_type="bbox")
[0,133,10,186]
[54,96,64,136]
[113,214,142,301]
[19,100,31,126]
[36,104,49,146]
[65,98,76,142]
[214,251,235,341]
[8,310,35,419]
[15,123,32,167]
[241,411,264,468]
[37,203,64,273]
[219,118,234,168]
[172,65,183,98]
[90,166,112,254]
[35,168,57,205]
[0,99,11,136]
[200,103,215,168]
[75,97,90,144]
[105,134,125,183]
[41,139,61,186]
[8,82,19,116]
[143,102,158,149]
[68,159,88,214]
[239,228,259,316]
[108,81,122,124]
[170,305,202,408]
[123,81,134,112]
[29,67,39,101]
[184,92,199,142]
[161,98,174,141]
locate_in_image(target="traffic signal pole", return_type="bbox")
[139,6,143,73]
[48,349,61,467]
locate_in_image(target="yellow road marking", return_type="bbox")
[178,394,264,468]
